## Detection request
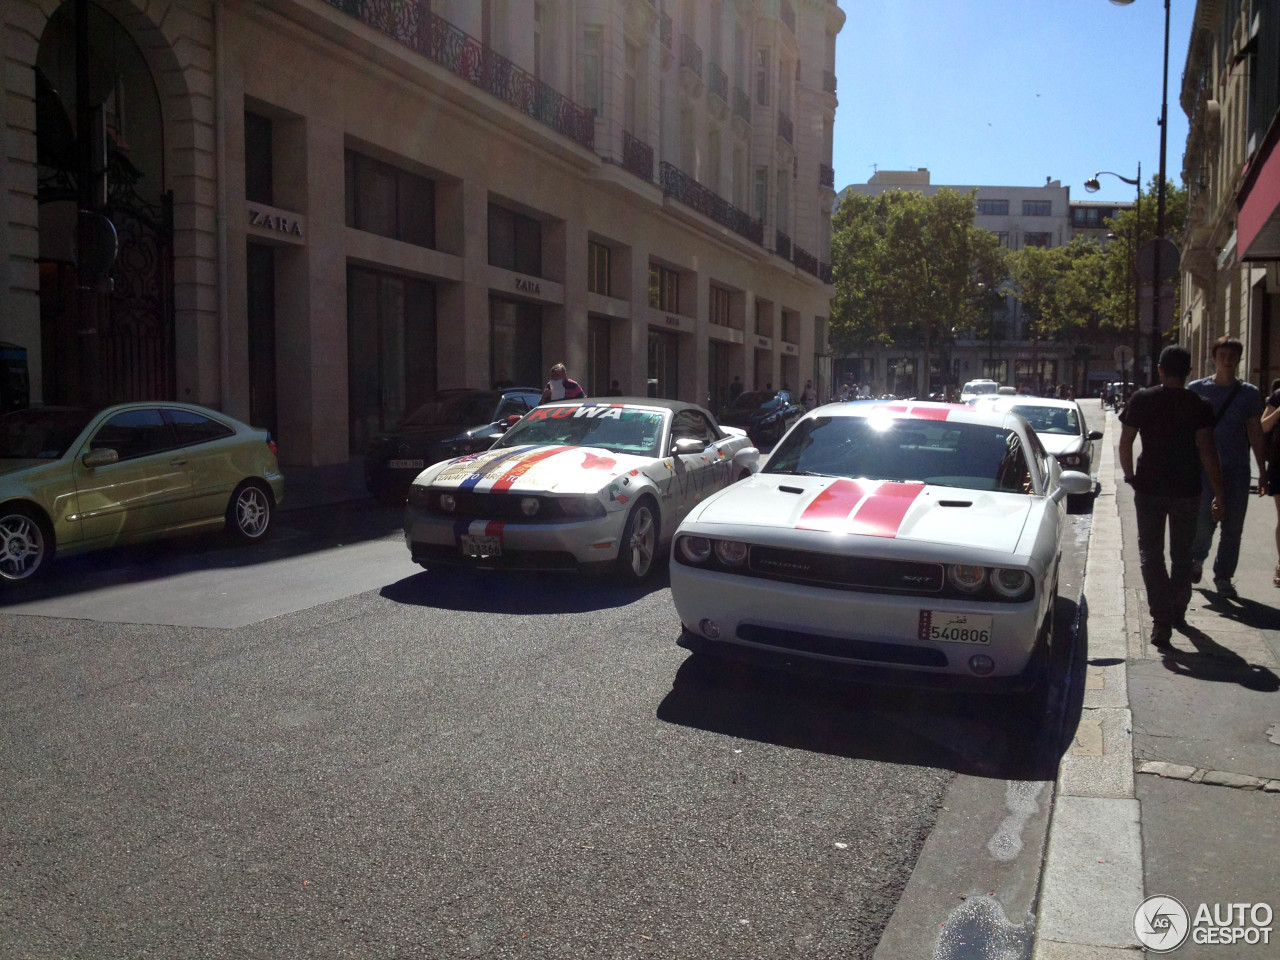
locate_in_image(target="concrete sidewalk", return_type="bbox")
[1033,400,1280,958]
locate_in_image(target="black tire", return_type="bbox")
[614,497,659,583]
[0,504,53,583]
[226,480,274,543]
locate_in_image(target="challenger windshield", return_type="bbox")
[494,404,665,457]
[764,415,1034,493]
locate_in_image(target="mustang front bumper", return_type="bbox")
[404,504,627,570]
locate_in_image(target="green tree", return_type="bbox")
[829,188,1006,395]
[1099,177,1188,340]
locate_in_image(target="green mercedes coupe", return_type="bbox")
[0,402,284,583]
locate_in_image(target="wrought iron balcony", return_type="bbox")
[776,230,792,260]
[778,111,793,145]
[622,130,654,183]
[793,244,818,277]
[708,62,728,103]
[659,162,763,245]
[681,34,703,79]
[325,1,594,149]
[819,163,835,188]
[733,87,751,123]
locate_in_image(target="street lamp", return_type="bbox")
[1085,165,1141,400]
[1108,0,1172,382]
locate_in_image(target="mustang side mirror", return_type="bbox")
[82,448,119,468]
[672,438,706,456]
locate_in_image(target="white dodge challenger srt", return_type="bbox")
[669,401,1092,697]
[404,398,759,581]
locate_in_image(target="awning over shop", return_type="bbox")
[1238,117,1280,262]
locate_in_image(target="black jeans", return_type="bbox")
[1134,491,1201,624]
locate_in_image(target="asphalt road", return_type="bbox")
[0,486,1092,959]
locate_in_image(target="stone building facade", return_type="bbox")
[1,0,843,465]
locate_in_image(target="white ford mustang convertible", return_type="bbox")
[404,399,758,581]
[669,401,1092,697]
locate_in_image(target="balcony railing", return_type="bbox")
[733,86,751,123]
[660,162,763,245]
[823,70,837,95]
[325,1,594,149]
[778,111,793,145]
[680,34,703,79]
[781,0,796,34]
[708,62,729,103]
[819,163,835,188]
[622,130,654,183]
[793,244,818,277]
[776,230,792,260]
[660,13,672,50]
[819,261,832,284]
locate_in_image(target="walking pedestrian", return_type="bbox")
[1187,336,1268,598]
[800,379,818,410]
[539,363,586,405]
[1261,378,1280,586]
[1119,345,1225,648]
[728,375,743,402]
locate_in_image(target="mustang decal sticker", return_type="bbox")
[581,452,617,471]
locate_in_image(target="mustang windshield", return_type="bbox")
[1009,404,1080,436]
[0,408,95,459]
[764,415,1034,493]
[495,404,665,457]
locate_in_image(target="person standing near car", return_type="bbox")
[1120,345,1225,649]
[800,379,818,410]
[539,363,585,405]
[1187,336,1268,598]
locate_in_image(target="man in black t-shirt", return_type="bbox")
[1119,345,1225,649]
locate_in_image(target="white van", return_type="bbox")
[960,379,1001,402]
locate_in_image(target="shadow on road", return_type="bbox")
[380,565,670,614]
[655,594,1081,782]
[0,499,407,607]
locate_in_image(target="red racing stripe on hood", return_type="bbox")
[489,446,574,491]
[796,478,869,532]
[846,481,925,537]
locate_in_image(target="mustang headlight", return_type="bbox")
[408,485,433,507]
[520,497,541,517]
[991,568,1033,600]
[438,492,456,513]
[947,564,987,593]
[677,536,713,564]
[714,540,749,566]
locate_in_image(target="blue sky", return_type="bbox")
[832,0,1197,203]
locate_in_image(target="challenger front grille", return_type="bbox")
[748,545,945,594]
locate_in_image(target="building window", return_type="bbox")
[1022,200,1052,216]
[583,27,602,113]
[533,2,544,80]
[710,285,731,326]
[755,48,770,105]
[996,231,1010,247]
[588,241,611,296]
[345,150,435,248]
[708,126,721,191]
[625,42,640,134]
[1024,232,1052,248]
[649,264,680,312]
[1072,207,1107,227]
[488,204,542,275]
[754,167,768,220]
[781,310,799,344]
[244,112,273,205]
[976,199,1008,216]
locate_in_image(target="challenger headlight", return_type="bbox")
[677,536,713,564]
[947,564,987,593]
[991,568,1033,600]
[714,540,749,566]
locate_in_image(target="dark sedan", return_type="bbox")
[718,390,806,448]
[364,388,542,502]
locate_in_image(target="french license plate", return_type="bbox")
[387,459,425,469]
[461,534,502,558]
[919,610,992,644]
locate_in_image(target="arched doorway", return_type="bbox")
[36,0,174,406]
